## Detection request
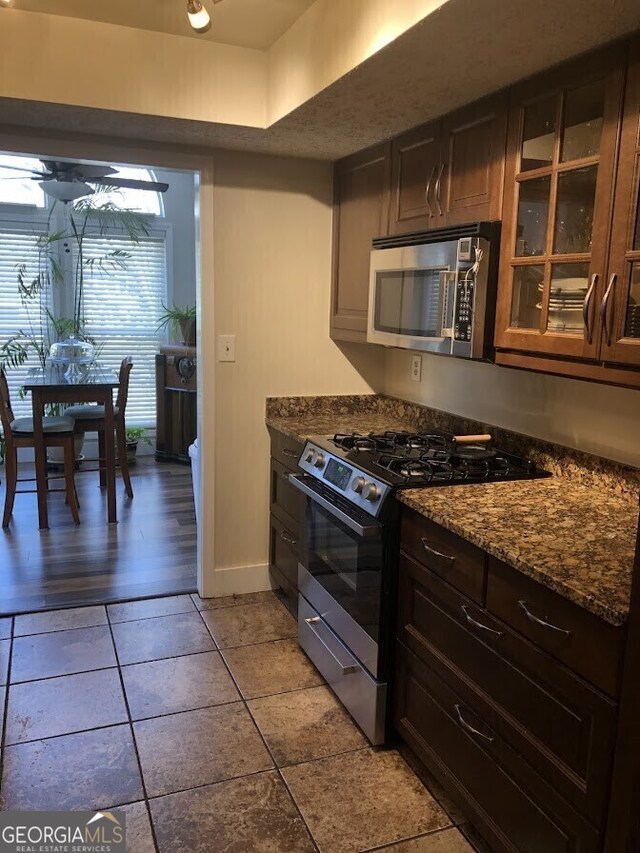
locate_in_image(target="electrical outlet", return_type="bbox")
[217,334,236,362]
[410,354,422,382]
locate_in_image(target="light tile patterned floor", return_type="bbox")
[0,591,482,852]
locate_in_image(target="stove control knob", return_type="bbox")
[305,449,316,464]
[362,482,381,502]
[313,453,326,468]
[351,476,366,493]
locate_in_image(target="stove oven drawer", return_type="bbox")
[298,595,386,745]
[401,507,487,604]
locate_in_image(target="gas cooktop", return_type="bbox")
[296,429,551,519]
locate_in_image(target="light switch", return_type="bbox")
[218,334,236,362]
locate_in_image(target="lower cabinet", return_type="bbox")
[268,428,304,614]
[393,509,623,853]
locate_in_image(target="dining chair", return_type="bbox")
[64,356,135,499]
[0,368,80,528]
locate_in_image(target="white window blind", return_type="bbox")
[80,231,167,425]
[0,223,48,419]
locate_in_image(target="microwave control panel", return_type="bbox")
[453,273,474,343]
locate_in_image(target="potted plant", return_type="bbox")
[123,426,152,465]
[156,302,196,347]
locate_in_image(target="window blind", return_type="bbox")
[80,231,168,426]
[0,223,48,419]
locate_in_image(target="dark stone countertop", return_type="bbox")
[266,399,638,627]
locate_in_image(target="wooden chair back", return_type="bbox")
[0,369,15,437]
[115,356,133,419]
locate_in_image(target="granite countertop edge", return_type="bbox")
[266,415,634,628]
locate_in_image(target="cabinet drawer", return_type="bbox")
[270,459,303,531]
[394,644,600,853]
[397,553,617,822]
[401,508,486,603]
[269,514,300,592]
[269,429,304,470]
[486,557,625,698]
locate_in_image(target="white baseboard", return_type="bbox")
[200,563,274,598]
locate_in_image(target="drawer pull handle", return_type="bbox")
[279,530,298,546]
[280,472,293,483]
[304,617,358,675]
[282,448,299,458]
[420,537,455,567]
[454,704,494,744]
[518,600,571,637]
[461,605,503,637]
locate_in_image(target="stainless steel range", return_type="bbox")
[289,429,550,745]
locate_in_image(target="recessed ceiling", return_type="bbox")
[11,0,316,49]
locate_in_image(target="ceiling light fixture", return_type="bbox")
[187,0,211,34]
[0,0,15,7]
[39,181,95,203]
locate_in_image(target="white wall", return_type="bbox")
[211,150,384,587]
[382,349,640,468]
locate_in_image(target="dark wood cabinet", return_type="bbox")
[389,93,508,235]
[601,37,640,368]
[268,428,304,611]
[394,508,624,852]
[330,143,390,342]
[155,346,197,464]
[494,45,630,368]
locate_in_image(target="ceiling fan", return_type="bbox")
[0,159,169,202]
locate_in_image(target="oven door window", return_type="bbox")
[307,501,382,642]
[374,268,450,337]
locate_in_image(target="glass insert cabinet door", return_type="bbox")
[495,47,626,359]
[600,37,640,367]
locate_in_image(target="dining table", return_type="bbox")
[23,364,120,529]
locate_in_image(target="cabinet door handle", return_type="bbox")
[424,166,436,217]
[461,605,503,637]
[454,704,494,743]
[582,273,598,344]
[282,448,299,458]
[600,273,616,347]
[279,530,298,546]
[518,600,571,636]
[420,537,455,569]
[434,162,446,215]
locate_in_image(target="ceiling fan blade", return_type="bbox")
[0,163,45,177]
[91,177,169,192]
[76,165,118,179]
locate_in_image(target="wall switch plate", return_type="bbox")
[218,334,236,362]
[410,354,422,382]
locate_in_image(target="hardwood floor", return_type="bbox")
[0,457,197,615]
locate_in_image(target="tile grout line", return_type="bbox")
[0,617,15,797]
[105,605,161,853]
[199,614,322,853]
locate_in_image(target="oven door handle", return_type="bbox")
[304,616,359,674]
[288,474,382,537]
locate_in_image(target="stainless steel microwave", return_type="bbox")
[367,222,501,359]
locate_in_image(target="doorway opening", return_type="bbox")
[0,151,200,614]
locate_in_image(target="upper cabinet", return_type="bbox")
[330,143,390,342]
[494,46,627,362]
[389,92,508,235]
[601,37,640,367]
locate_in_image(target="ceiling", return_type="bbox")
[2,0,640,161]
[12,0,316,49]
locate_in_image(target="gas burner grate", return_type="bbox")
[332,432,397,452]
[379,454,455,484]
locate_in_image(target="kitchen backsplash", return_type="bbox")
[266,394,640,505]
